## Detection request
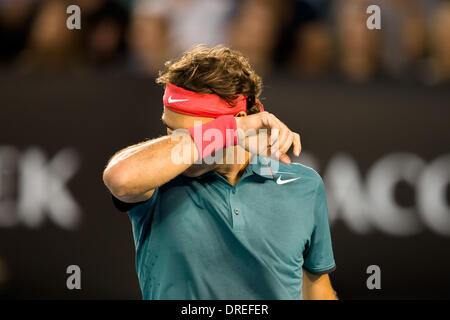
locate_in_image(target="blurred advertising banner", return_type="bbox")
[0,72,449,299]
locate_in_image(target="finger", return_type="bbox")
[279,131,294,155]
[269,128,284,158]
[268,120,283,147]
[277,132,293,164]
[279,154,291,164]
[264,115,292,164]
[258,114,276,145]
[292,132,301,157]
[274,122,291,152]
[271,130,291,163]
[269,114,286,141]
[268,145,291,164]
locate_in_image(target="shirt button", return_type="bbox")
[232,188,236,194]
[234,208,239,215]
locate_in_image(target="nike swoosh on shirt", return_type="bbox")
[276,176,301,185]
[168,96,189,103]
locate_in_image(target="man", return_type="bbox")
[103,45,337,300]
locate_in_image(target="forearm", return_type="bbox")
[103,132,198,201]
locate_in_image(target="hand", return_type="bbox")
[235,112,301,164]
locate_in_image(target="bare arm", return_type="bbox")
[302,269,338,300]
[103,111,301,203]
[103,131,198,203]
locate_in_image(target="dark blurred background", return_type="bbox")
[0,0,449,299]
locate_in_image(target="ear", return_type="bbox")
[235,111,247,117]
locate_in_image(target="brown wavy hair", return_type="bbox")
[156,44,263,114]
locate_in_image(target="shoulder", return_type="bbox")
[277,161,323,184]
[274,160,326,200]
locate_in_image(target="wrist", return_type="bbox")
[187,115,238,160]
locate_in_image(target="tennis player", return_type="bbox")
[103,45,337,300]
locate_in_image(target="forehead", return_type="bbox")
[162,107,215,129]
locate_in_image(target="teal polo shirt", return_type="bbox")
[113,155,336,300]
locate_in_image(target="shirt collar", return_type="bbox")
[248,155,278,180]
[189,155,278,182]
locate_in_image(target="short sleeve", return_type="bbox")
[111,188,160,232]
[113,189,160,247]
[112,188,159,214]
[112,195,146,212]
[303,178,336,275]
[128,187,159,219]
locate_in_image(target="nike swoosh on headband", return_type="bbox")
[168,96,189,103]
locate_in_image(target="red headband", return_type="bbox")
[163,83,263,118]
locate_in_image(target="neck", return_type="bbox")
[215,149,251,186]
